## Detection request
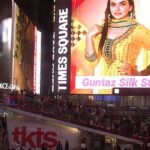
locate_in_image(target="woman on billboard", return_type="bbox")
[71,0,150,94]
[85,0,150,76]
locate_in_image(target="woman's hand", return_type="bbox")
[118,62,137,76]
[86,24,101,38]
[85,25,101,57]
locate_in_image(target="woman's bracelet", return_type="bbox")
[85,51,97,62]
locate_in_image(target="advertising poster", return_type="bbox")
[70,0,150,95]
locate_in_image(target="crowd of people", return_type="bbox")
[1,89,150,149]
[1,89,150,142]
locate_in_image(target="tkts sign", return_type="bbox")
[12,127,57,148]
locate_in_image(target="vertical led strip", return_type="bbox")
[2,18,12,50]
[33,27,41,94]
[11,1,17,87]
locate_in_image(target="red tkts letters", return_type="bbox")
[12,127,57,148]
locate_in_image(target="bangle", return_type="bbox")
[85,51,97,62]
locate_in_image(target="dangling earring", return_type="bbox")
[129,11,131,18]
[108,14,110,20]
[108,14,113,20]
[129,11,133,18]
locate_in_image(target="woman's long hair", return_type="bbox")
[99,0,136,52]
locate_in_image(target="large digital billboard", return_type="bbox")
[0,18,13,90]
[12,4,35,91]
[50,0,150,95]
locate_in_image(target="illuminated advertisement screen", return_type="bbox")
[50,0,150,95]
[0,18,12,88]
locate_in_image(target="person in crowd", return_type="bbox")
[80,139,87,150]
[140,142,149,150]
[14,141,20,150]
[65,140,69,150]
[114,142,121,150]
[20,143,25,150]
[41,143,48,150]
[56,141,63,150]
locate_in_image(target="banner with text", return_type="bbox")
[50,0,71,94]
[7,111,80,149]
